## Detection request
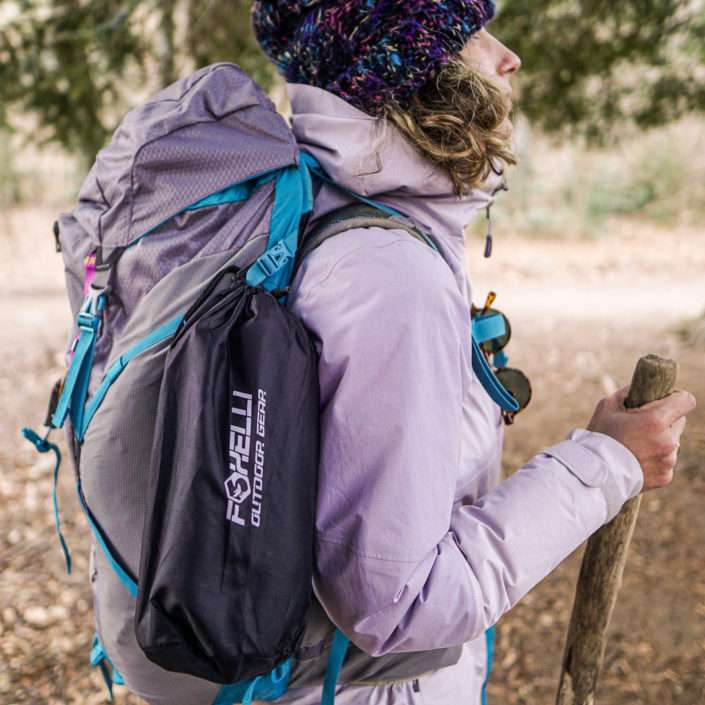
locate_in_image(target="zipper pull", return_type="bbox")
[484,176,508,258]
[484,206,493,258]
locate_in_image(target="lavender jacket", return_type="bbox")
[281,84,643,704]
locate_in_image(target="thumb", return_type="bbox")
[637,390,697,426]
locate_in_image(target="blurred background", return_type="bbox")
[1,2,703,704]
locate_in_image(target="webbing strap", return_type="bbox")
[481,626,495,705]
[471,314,506,345]
[212,661,291,704]
[299,153,441,257]
[241,677,260,705]
[293,203,441,283]
[78,313,184,441]
[93,654,114,701]
[301,155,441,254]
[91,633,125,702]
[21,427,71,573]
[247,162,312,291]
[77,482,138,598]
[321,629,349,705]
[52,293,103,430]
[471,314,518,410]
[471,337,520,413]
[493,350,508,369]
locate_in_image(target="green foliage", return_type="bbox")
[0,0,273,166]
[1,0,704,165]
[0,0,146,165]
[496,0,705,142]
[184,1,274,89]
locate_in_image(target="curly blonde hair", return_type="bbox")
[383,56,516,195]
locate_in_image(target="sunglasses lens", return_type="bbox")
[481,308,511,354]
[495,367,532,410]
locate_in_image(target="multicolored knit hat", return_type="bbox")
[252,0,496,116]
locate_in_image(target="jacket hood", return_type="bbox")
[288,83,502,273]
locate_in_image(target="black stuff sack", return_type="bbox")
[135,268,319,684]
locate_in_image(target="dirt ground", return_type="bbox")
[1,207,703,705]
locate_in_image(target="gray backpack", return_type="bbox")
[24,63,337,705]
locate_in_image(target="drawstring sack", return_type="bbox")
[136,268,319,683]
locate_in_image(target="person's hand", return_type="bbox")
[587,387,696,491]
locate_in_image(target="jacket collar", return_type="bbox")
[288,83,503,276]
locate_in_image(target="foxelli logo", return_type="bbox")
[225,388,267,528]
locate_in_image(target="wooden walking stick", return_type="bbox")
[556,354,678,705]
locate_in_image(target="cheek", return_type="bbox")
[459,43,478,66]
[460,43,496,78]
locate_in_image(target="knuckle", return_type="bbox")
[667,431,681,452]
[648,467,673,490]
[656,438,674,457]
[661,458,676,479]
[645,414,668,436]
[678,390,697,411]
[595,398,609,414]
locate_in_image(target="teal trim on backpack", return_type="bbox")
[52,293,104,431]
[185,164,303,212]
[211,627,347,705]
[126,165,287,248]
[186,181,260,210]
[75,312,179,592]
[472,314,506,346]
[470,337,520,413]
[321,629,350,705]
[246,164,310,291]
[91,633,125,702]
[22,427,71,573]
[77,483,138,597]
[299,155,315,214]
[26,313,183,599]
[213,660,291,705]
[78,314,184,441]
[71,313,99,433]
[481,626,495,705]
[493,350,508,369]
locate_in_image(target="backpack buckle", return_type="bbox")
[249,241,293,282]
[77,283,108,330]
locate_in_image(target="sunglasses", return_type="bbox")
[472,292,531,425]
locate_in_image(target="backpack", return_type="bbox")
[23,62,520,705]
[21,62,344,705]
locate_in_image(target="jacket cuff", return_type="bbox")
[542,429,643,523]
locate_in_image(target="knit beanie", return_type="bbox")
[252,0,496,116]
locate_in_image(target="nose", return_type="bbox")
[498,42,521,78]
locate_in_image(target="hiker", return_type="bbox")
[249,2,697,703]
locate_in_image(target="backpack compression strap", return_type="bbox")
[296,204,520,414]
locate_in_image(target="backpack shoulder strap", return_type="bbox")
[293,203,438,279]
[292,201,521,415]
